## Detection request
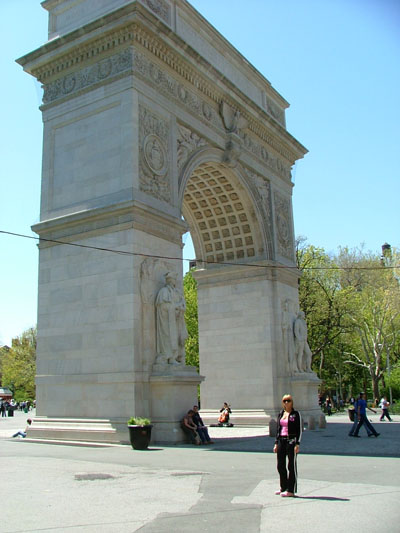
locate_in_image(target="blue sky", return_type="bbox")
[0,0,399,345]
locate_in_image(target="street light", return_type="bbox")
[378,343,393,405]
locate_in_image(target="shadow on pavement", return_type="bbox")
[295,496,350,501]
[161,421,400,459]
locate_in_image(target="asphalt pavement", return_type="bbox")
[1,409,399,532]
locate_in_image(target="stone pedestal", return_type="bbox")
[150,366,204,443]
[290,373,321,424]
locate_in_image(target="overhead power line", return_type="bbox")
[1,229,398,272]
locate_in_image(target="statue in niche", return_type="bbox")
[155,271,188,365]
[293,311,313,373]
[281,300,298,375]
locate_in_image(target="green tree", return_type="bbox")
[0,327,36,401]
[296,238,354,391]
[385,363,400,400]
[338,246,400,400]
[183,270,199,369]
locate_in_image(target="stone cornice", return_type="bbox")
[193,261,300,288]
[32,199,188,247]
[18,2,307,164]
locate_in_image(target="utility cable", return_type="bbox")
[1,229,399,272]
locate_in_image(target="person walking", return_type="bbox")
[379,397,392,422]
[273,394,302,497]
[351,393,380,438]
[349,394,372,437]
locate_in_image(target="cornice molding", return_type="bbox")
[32,199,187,247]
[20,6,307,164]
[193,261,300,288]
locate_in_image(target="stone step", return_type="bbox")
[26,417,129,444]
[198,409,271,427]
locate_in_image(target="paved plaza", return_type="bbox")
[1,409,399,532]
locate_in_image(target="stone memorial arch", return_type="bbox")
[18,0,320,443]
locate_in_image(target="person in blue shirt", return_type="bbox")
[351,393,380,438]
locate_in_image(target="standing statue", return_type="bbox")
[281,300,298,374]
[293,311,313,373]
[155,271,188,365]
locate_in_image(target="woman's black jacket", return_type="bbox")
[275,409,302,445]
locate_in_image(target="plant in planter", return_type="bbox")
[127,417,152,450]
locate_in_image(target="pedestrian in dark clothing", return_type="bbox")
[192,406,213,444]
[181,410,200,445]
[273,394,302,497]
[351,393,379,438]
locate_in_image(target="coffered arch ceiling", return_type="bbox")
[182,161,266,266]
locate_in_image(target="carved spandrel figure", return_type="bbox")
[155,272,188,365]
[293,311,313,373]
[281,300,298,374]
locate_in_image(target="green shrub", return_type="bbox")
[127,417,151,426]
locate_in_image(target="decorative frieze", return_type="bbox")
[133,50,221,130]
[274,191,294,261]
[239,129,292,181]
[139,105,171,203]
[177,124,207,172]
[42,48,133,104]
[32,15,302,170]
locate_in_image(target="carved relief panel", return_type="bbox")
[177,124,207,173]
[139,105,171,203]
[242,168,273,259]
[273,190,294,261]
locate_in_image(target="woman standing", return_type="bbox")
[273,394,302,497]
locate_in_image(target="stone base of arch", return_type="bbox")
[149,369,204,443]
[193,263,319,419]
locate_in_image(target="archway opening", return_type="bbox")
[181,161,269,414]
[181,161,264,267]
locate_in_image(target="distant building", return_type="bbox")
[0,387,13,401]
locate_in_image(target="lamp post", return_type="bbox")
[379,342,392,405]
[386,345,393,405]
[380,244,393,405]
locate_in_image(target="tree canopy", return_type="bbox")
[0,327,37,401]
[297,240,400,400]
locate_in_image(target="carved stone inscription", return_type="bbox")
[274,191,294,261]
[139,105,171,202]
